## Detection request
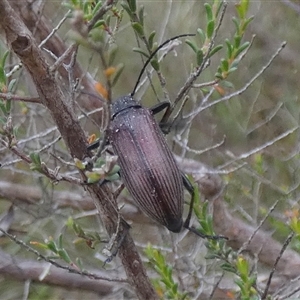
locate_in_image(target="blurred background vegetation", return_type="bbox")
[0,0,300,299]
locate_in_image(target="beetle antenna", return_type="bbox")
[131,33,195,97]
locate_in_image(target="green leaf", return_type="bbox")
[93,19,105,29]
[221,58,229,72]
[232,17,239,32]
[196,49,204,66]
[0,100,7,115]
[5,100,11,113]
[148,31,156,50]
[106,173,120,181]
[58,249,72,264]
[0,66,6,85]
[1,50,9,69]
[132,47,149,58]
[131,22,144,38]
[138,5,144,26]
[47,240,58,254]
[209,44,223,58]
[235,41,250,58]
[221,262,236,273]
[7,79,16,92]
[91,1,103,17]
[206,20,215,39]
[121,3,134,19]
[128,0,137,13]
[29,152,41,166]
[204,3,213,21]
[108,164,121,175]
[150,59,159,71]
[242,16,254,32]
[234,34,241,49]
[196,28,206,43]
[228,67,238,74]
[185,39,198,53]
[225,39,233,58]
[58,234,63,249]
[235,0,249,20]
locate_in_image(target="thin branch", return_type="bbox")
[238,200,280,255]
[39,10,71,49]
[200,42,287,112]
[0,228,127,282]
[0,92,40,103]
[261,232,295,300]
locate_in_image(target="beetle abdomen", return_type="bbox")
[109,105,184,232]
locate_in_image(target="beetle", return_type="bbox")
[89,35,223,239]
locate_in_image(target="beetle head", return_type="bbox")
[111,95,141,118]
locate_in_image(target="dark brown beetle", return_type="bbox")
[108,95,185,232]
[89,35,223,239]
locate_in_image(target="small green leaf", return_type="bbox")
[150,59,159,71]
[5,100,11,113]
[234,34,241,48]
[235,41,250,58]
[206,20,215,39]
[209,44,223,58]
[106,173,120,181]
[1,50,9,69]
[121,3,134,19]
[196,49,204,66]
[0,66,6,84]
[132,22,144,38]
[7,79,17,92]
[204,3,213,21]
[232,17,239,32]
[74,158,86,170]
[138,5,144,26]
[225,39,233,58]
[29,152,41,166]
[242,16,254,32]
[108,164,120,175]
[235,0,249,20]
[221,59,229,72]
[0,101,7,115]
[58,234,63,249]
[47,240,58,254]
[185,39,198,53]
[228,67,238,74]
[196,28,205,43]
[58,249,72,264]
[91,1,103,17]
[132,47,149,58]
[93,19,105,29]
[128,0,137,13]
[148,31,156,50]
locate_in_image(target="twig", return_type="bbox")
[0,92,40,103]
[0,228,127,282]
[261,232,295,299]
[238,200,280,255]
[39,10,71,49]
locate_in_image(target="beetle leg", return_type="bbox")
[150,101,170,115]
[182,173,195,230]
[182,173,228,240]
[149,101,173,134]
